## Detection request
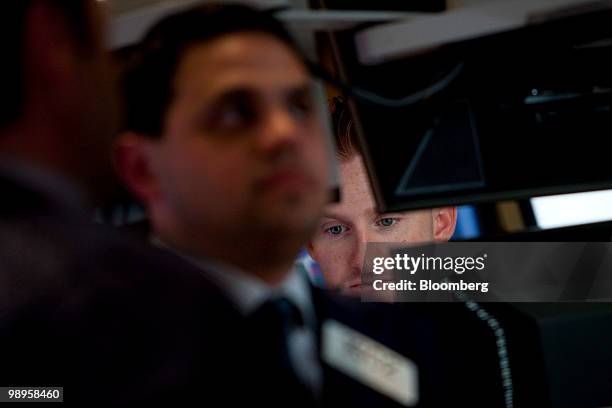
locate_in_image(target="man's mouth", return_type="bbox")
[348,280,362,289]
[341,283,363,297]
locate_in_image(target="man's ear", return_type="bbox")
[432,207,457,241]
[112,132,160,206]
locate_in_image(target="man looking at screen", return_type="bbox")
[308,98,457,295]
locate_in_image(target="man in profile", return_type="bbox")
[308,97,457,295]
[115,4,505,406]
[0,1,232,402]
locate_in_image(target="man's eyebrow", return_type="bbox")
[321,210,352,224]
[321,211,343,220]
[365,207,380,219]
[204,82,313,106]
[208,88,257,105]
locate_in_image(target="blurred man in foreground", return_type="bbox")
[308,98,457,295]
[0,1,231,402]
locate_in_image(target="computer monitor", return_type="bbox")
[327,4,612,212]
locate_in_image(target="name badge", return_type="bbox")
[322,320,419,406]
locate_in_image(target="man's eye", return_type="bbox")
[218,104,253,128]
[203,95,258,132]
[377,218,397,227]
[325,224,348,236]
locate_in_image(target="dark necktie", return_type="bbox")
[249,296,317,405]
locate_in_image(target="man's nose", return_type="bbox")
[349,227,369,273]
[256,107,301,156]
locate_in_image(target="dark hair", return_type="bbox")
[0,0,93,127]
[330,96,361,160]
[121,4,305,137]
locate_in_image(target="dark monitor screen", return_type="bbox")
[329,8,612,212]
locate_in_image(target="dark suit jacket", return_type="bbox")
[313,291,507,407]
[0,172,245,403]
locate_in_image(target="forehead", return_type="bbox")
[325,155,376,216]
[340,156,373,201]
[172,32,309,99]
[327,156,431,222]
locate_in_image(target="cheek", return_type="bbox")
[157,143,247,208]
[310,240,352,287]
[396,215,435,243]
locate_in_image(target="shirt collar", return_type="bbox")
[151,237,315,322]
